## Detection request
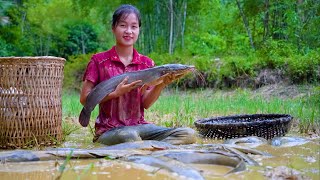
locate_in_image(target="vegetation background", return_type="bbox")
[1,0,319,133]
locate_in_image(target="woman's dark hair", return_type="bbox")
[112,4,141,28]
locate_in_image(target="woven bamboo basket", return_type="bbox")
[0,56,65,149]
[194,114,293,140]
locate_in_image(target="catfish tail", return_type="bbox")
[79,107,91,127]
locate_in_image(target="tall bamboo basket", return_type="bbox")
[0,56,65,149]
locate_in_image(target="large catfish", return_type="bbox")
[79,64,195,127]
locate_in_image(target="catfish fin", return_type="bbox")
[79,108,91,127]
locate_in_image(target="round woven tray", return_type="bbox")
[194,114,293,140]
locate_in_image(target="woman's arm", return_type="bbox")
[142,83,166,109]
[80,78,142,105]
[80,80,95,105]
[142,73,178,109]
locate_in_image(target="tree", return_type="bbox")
[0,1,12,26]
[62,23,99,57]
[236,0,256,49]
[169,0,173,54]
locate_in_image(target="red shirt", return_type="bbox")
[83,46,155,136]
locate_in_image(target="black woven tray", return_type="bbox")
[194,114,293,140]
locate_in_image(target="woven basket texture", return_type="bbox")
[194,114,293,140]
[0,56,65,149]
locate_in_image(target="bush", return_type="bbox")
[0,38,12,56]
[185,32,227,56]
[286,50,320,83]
[148,52,176,65]
[63,54,92,91]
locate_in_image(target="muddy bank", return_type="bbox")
[0,135,319,180]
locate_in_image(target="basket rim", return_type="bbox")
[0,56,66,62]
[194,113,293,128]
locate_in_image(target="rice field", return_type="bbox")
[62,85,320,136]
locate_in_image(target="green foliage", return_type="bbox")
[0,0,318,89]
[185,32,227,56]
[286,50,320,83]
[259,40,298,59]
[0,4,34,56]
[0,1,13,26]
[148,51,192,66]
[231,34,252,54]
[148,52,175,65]
[243,0,264,17]
[63,54,92,91]
[192,56,214,72]
[25,0,73,36]
[257,40,295,69]
[220,55,257,79]
[62,91,98,123]
[297,86,320,133]
[255,39,319,84]
[61,23,99,57]
[0,38,12,56]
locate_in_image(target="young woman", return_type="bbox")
[80,4,196,145]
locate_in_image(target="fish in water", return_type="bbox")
[181,143,271,166]
[271,136,310,147]
[125,155,205,180]
[224,136,269,148]
[1,141,271,178]
[79,64,195,127]
[125,149,247,179]
[96,140,177,151]
[0,141,176,163]
[152,150,246,175]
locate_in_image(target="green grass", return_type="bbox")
[62,91,98,118]
[61,91,98,140]
[62,86,319,135]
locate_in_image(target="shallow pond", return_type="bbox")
[0,129,319,180]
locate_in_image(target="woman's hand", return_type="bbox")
[160,73,185,86]
[113,76,142,97]
[141,73,183,109]
[101,77,142,103]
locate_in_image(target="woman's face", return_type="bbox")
[112,13,140,48]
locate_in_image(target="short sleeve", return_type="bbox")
[82,57,99,85]
[140,55,155,68]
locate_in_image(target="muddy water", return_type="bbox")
[0,132,319,180]
[197,136,320,180]
[0,159,175,180]
[255,141,320,179]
